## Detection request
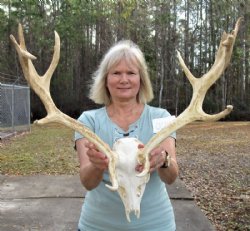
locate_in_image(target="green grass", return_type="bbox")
[0,124,79,175]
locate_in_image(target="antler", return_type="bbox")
[10,24,118,191]
[138,17,243,177]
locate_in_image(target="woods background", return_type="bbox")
[0,0,249,121]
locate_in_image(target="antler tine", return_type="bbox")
[10,25,36,68]
[10,24,119,191]
[137,17,242,177]
[222,17,243,67]
[42,31,60,90]
[18,23,28,52]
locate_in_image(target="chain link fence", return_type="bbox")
[0,83,30,138]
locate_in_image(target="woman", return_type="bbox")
[75,40,179,231]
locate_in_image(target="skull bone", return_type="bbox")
[112,137,150,222]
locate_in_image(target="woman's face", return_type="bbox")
[106,59,141,103]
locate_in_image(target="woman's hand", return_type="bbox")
[135,144,165,173]
[148,146,166,172]
[85,142,109,171]
[135,138,178,184]
[76,138,108,190]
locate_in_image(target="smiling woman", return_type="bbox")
[75,40,178,230]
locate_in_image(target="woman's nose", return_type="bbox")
[120,73,129,82]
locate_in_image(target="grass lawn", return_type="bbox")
[1,121,249,230]
[0,124,79,175]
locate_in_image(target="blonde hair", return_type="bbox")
[89,40,154,105]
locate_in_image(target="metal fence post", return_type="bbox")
[11,84,14,132]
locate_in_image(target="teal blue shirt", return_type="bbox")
[75,104,176,231]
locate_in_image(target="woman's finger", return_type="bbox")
[87,147,108,170]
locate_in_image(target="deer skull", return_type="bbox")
[112,137,150,222]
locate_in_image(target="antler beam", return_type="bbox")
[138,17,243,177]
[10,24,119,191]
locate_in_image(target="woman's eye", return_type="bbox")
[128,71,136,75]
